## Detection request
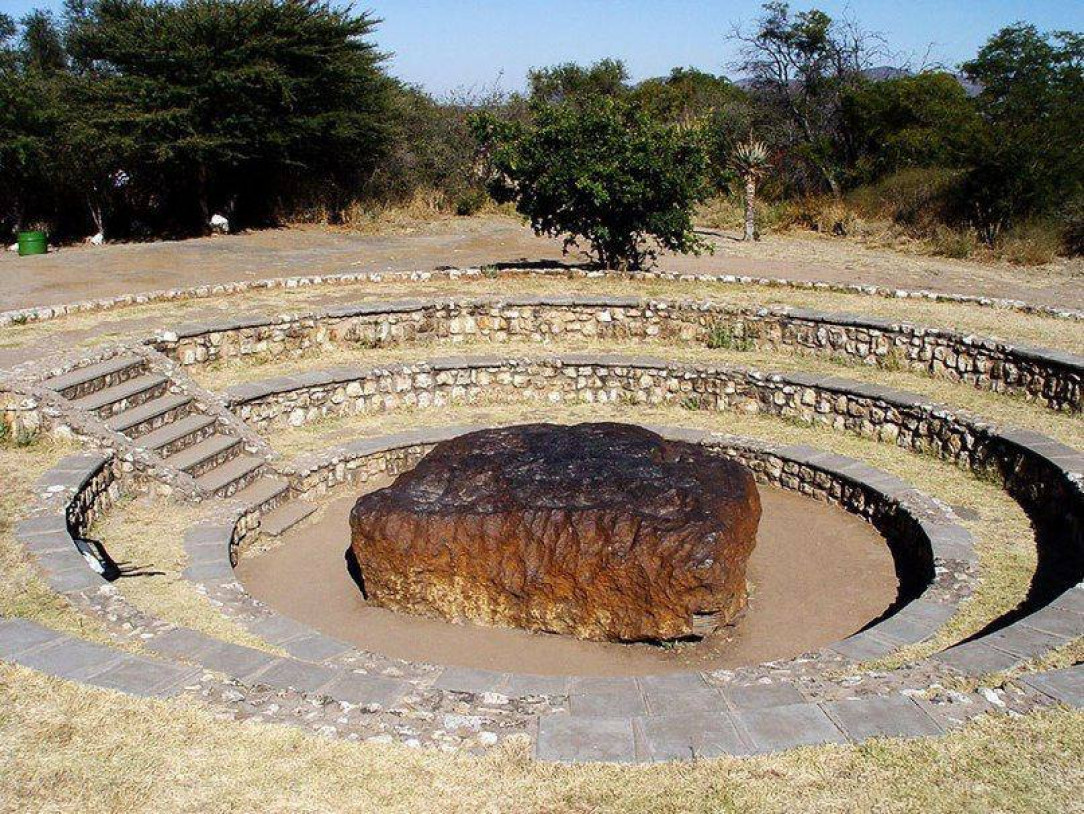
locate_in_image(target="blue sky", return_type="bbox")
[2,0,1081,95]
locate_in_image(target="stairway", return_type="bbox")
[42,354,314,537]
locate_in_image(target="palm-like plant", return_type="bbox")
[730,139,771,241]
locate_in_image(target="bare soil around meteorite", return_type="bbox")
[236,481,897,676]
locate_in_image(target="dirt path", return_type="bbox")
[2,216,1080,311]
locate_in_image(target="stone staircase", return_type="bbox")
[42,354,314,537]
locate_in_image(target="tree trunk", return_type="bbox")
[743,176,757,242]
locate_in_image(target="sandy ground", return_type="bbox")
[2,216,1081,311]
[236,483,896,676]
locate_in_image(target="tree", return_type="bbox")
[731,2,888,196]
[64,0,393,233]
[960,24,1083,239]
[841,72,986,183]
[527,58,629,107]
[474,98,711,270]
[730,139,771,241]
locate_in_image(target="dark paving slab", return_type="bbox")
[322,672,411,707]
[536,714,638,763]
[14,637,124,681]
[734,702,846,753]
[502,673,571,698]
[643,687,725,716]
[933,640,1021,675]
[570,689,648,718]
[637,710,751,761]
[249,657,337,694]
[721,682,805,711]
[281,633,353,663]
[431,666,506,695]
[823,694,943,741]
[1020,666,1084,707]
[828,629,900,661]
[0,618,65,657]
[86,655,201,698]
[199,640,280,680]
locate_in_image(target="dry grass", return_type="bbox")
[4,275,1083,355]
[0,434,117,645]
[269,397,1038,661]
[0,661,1080,814]
[90,496,281,652]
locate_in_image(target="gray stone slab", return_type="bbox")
[249,658,337,694]
[536,714,637,763]
[721,681,805,711]
[247,614,318,645]
[828,629,899,661]
[1018,606,1084,639]
[322,672,410,707]
[282,634,353,662]
[982,623,1070,658]
[637,671,709,695]
[501,673,571,698]
[865,601,955,645]
[923,522,978,564]
[14,515,70,538]
[637,709,751,761]
[933,640,1020,676]
[182,560,236,583]
[570,689,647,718]
[431,666,506,694]
[0,618,65,657]
[1020,666,1084,707]
[183,524,234,548]
[823,694,943,741]
[44,565,105,594]
[86,655,201,697]
[145,627,224,661]
[567,675,640,695]
[643,687,725,716]
[734,702,846,754]
[199,641,280,680]
[17,528,74,556]
[14,638,124,681]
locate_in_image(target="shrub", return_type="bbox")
[454,189,489,217]
[996,220,1062,265]
[473,98,712,269]
[929,225,979,259]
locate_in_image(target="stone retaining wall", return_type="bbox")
[158,298,1082,411]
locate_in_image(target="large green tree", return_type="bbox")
[474,99,711,270]
[961,24,1083,238]
[65,0,392,232]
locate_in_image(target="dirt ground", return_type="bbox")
[2,215,1081,310]
[237,484,896,676]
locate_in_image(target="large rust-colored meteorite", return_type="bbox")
[349,423,761,641]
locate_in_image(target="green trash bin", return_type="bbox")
[17,230,48,256]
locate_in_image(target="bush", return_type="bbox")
[474,98,712,269]
[454,189,489,217]
[996,220,1062,265]
[929,225,979,259]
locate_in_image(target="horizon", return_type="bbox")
[1,0,1081,96]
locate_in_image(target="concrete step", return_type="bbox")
[232,476,290,514]
[164,434,241,477]
[134,413,218,456]
[261,501,317,537]
[196,454,265,497]
[71,373,169,417]
[108,393,194,437]
[44,356,146,400]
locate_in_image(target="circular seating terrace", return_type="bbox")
[1,269,1081,763]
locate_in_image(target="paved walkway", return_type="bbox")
[2,217,1081,310]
